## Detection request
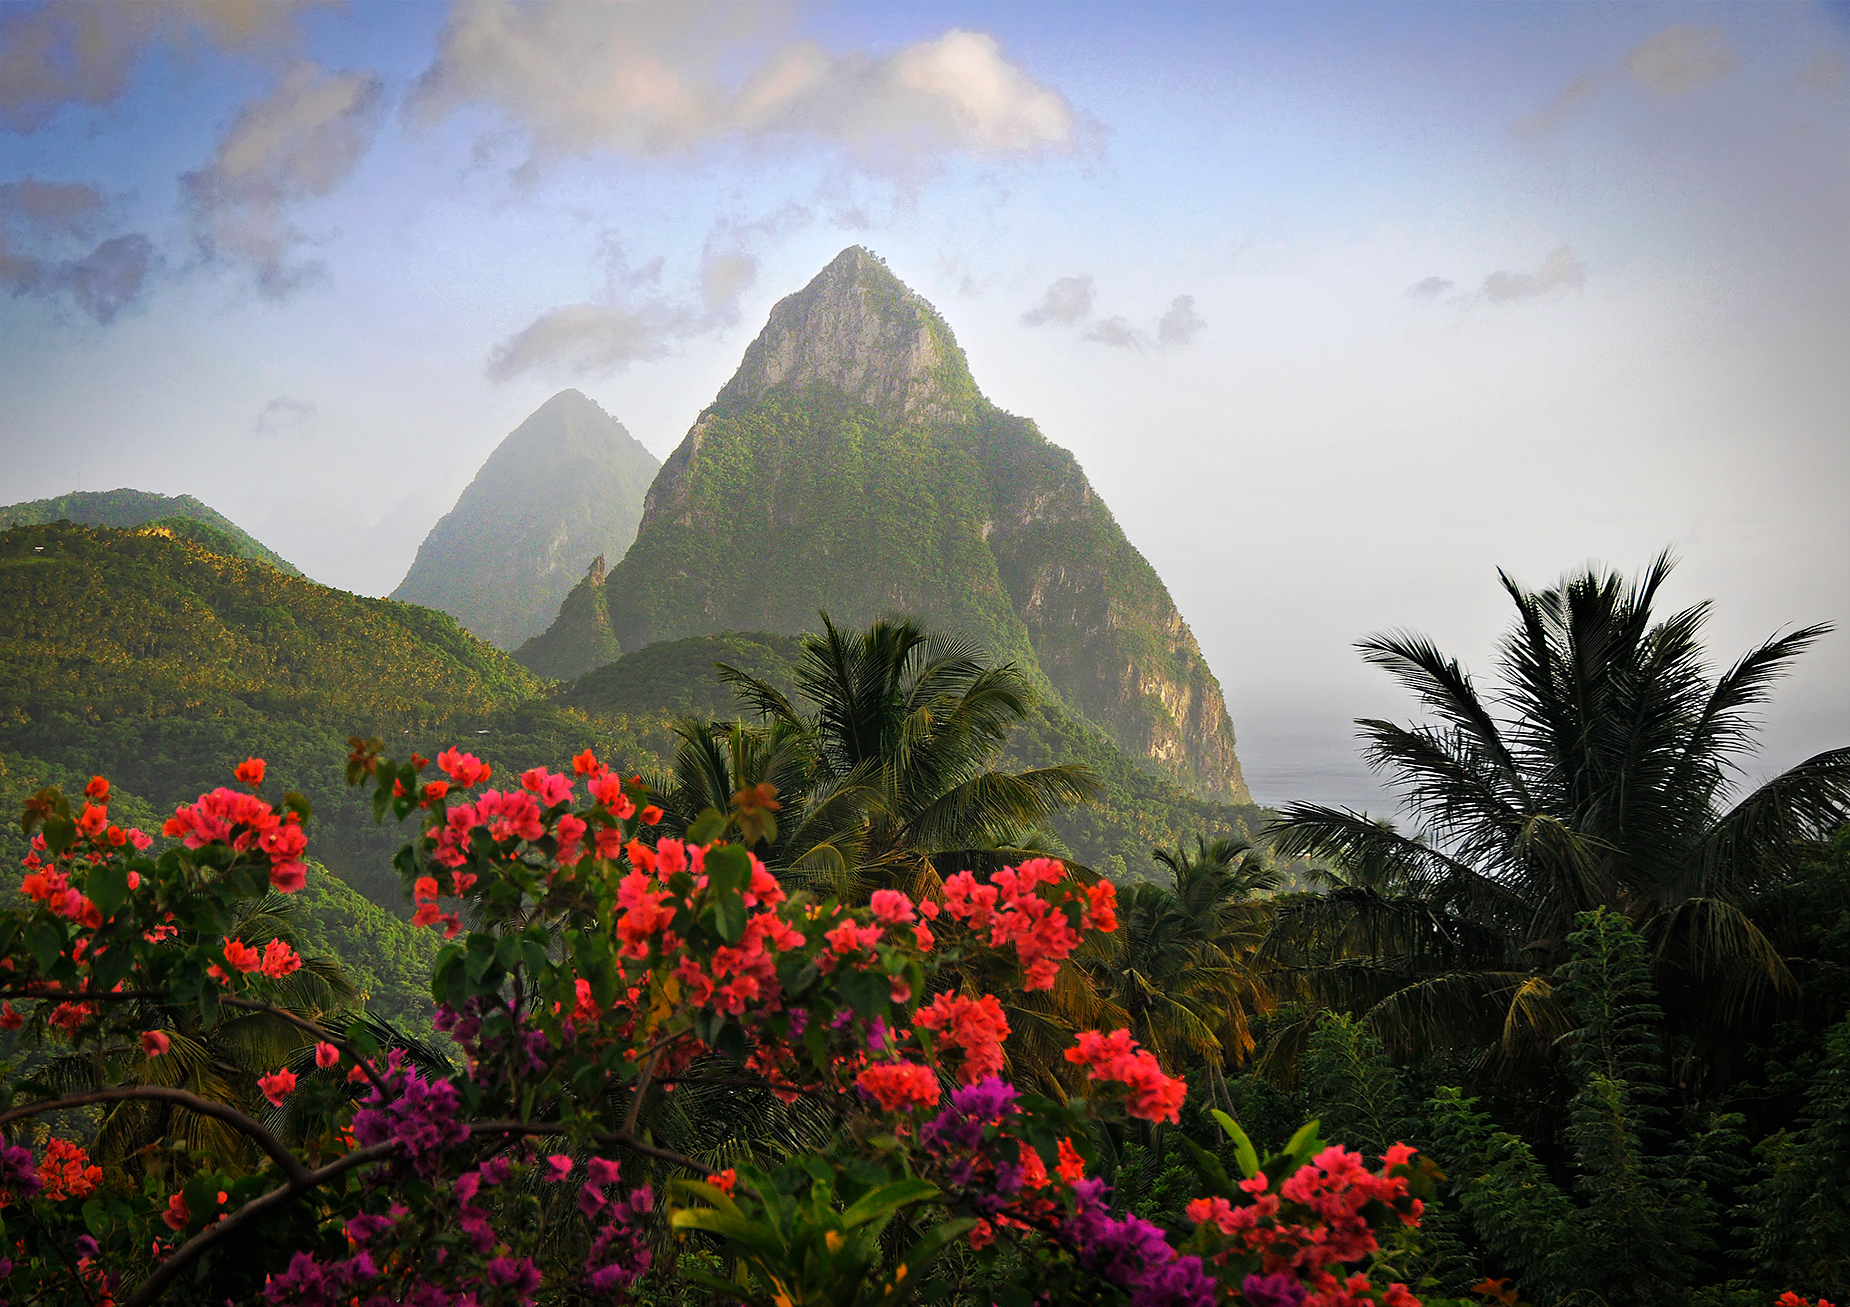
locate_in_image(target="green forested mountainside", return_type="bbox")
[0,519,1269,903]
[536,247,1249,804]
[555,630,1271,883]
[0,487,303,576]
[559,630,807,721]
[393,390,659,650]
[513,556,621,679]
[285,865,445,1031]
[0,522,554,901]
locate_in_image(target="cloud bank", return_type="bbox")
[0,0,314,132]
[1022,274,1093,325]
[409,2,1080,168]
[184,62,387,297]
[1022,274,1203,350]
[0,179,155,323]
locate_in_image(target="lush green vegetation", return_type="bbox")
[0,487,303,575]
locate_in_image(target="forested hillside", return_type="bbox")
[0,487,302,575]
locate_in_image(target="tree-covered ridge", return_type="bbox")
[0,522,552,900]
[0,487,302,576]
[580,246,1249,804]
[393,389,659,650]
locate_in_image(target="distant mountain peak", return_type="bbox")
[715,246,980,425]
[529,250,1250,804]
[392,391,658,649]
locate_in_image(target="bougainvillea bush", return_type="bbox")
[0,747,1450,1307]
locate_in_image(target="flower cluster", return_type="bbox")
[1064,1027,1188,1124]
[162,781,306,892]
[351,1053,471,1180]
[939,857,1117,990]
[1183,1144,1425,1307]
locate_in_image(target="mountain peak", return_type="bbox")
[715,246,979,424]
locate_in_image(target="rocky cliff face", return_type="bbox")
[392,390,657,649]
[534,248,1248,802]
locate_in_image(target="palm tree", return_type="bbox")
[1084,836,1278,1106]
[1265,553,1850,1072]
[666,613,1100,902]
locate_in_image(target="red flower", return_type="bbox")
[572,748,600,775]
[315,1041,341,1069]
[142,1030,171,1058]
[162,1193,190,1231]
[235,757,266,787]
[856,1061,940,1113]
[222,939,262,973]
[258,1067,297,1106]
[83,775,109,801]
[259,938,302,979]
[640,805,663,826]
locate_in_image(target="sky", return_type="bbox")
[2,0,1846,814]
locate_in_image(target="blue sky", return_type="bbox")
[3,1,1846,812]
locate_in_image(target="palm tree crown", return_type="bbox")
[1266,552,1850,1063]
[664,613,1099,901]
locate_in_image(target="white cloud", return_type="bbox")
[1480,246,1587,304]
[0,1,317,132]
[408,3,1079,169]
[0,179,155,323]
[1085,315,1144,350]
[184,62,386,297]
[1156,294,1206,347]
[1408,275,1454,298]
[1022,274,1093,326]
[1624,26,1737,96]
[486,301,696,382]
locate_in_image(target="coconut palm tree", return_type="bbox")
[665,612,1099,901]
[1265,552,1850,1072]
[1084,836,1278,1106]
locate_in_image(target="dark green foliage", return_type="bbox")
[1742,1014,1850,1295]
[1300,1013,1421,1159]
[286,865,446,1031]
[1427,909,1739,1305]
[0,487,302,575]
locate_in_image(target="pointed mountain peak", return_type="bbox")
[716,247,980,424]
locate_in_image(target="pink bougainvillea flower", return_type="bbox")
[258,1068,297,1106]
[142,1030,171,1058]
[315,1041,341,1069]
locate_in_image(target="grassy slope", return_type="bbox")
[0,488,303,576]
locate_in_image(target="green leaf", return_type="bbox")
[28,920,64,973]
[838,1178,939,1229]
[42,815,76,856]
[714,893,747,945]
[705,843,751,896]
[1212,1109,1262,1179]
[86,863,130,920]
[1282,1119,1323,1169]
[687,808,726,847]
